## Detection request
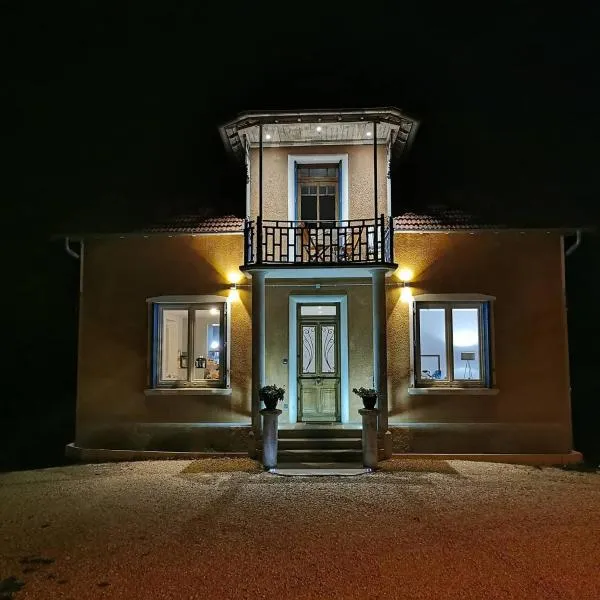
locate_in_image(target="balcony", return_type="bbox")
[242,216,395,268]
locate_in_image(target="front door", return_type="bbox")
[297,303,340,422]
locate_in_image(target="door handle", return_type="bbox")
[316,377,322,385]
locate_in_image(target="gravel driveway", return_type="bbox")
[1,461,599,599]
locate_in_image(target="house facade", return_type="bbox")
[68,108,580,462]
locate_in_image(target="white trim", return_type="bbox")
[287,154,349,223]
[146,294,228,304]
[407,387,499,396]
[414,293,496,302]
[144,388,233,396]
[288,295,349,424]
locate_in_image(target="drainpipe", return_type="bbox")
[64,236,79,259]
[565,230,582,257]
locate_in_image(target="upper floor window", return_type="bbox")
[149,298,228,389]
[414,297,493,388]
[297,163,339,222]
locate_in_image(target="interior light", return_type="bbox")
[316,126,322,132]
[210,341,219,350]
[398,268,414,282]
[209,308,219,315]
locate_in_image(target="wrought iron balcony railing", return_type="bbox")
[243,216,395,267]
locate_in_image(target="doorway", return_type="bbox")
[295,302,344,423]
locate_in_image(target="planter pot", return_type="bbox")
[262,398,279,410]
[362,396,377,410]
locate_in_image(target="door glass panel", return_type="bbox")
[161,309,188,381]
[452,308,481,380]
[300,305,337,316]
[321,325,336,373]
[418,308,448,380]
[192,308,221,382]
[302,325,316,373]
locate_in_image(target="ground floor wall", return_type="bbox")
[74,232,574,455]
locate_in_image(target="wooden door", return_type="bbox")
[298,305,340,422]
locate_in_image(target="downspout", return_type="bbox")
[65,236,79,259]
[565,230,582,257]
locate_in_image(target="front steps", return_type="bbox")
[277,427,362,464]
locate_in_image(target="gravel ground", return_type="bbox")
[0,461,599,600]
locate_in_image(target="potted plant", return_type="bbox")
[259,384,285,410]
[353,387,378,410]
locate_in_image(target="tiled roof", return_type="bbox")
[135,214,244,234]
[393,206,583,232]
[394,207,506,231]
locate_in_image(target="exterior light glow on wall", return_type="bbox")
[228,284,240,302]
[227,271,243,285]
[397,267,414,303]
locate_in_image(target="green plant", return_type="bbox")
[352,387,377,399]
[259,385,285,404]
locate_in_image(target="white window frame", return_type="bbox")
[147,295,231,390]
[409,294,496,393]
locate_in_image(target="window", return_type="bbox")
[150,300,228,389]
[414,300,492,388]
[297,163,339,222]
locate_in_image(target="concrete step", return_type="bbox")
[279,437,361,450]
[278,449,363,463]
[279,428,361,439]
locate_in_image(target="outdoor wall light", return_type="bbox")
[400,284,413,303]
[228,283,240,302]
[397,267,414,303]
[397,268,414,282]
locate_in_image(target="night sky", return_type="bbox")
[4,2,599,468]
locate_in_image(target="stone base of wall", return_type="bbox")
[76,423,252,453]
[389,423,573,454]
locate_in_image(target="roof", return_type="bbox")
[394,206,587,233]
[136,214,244,234]
[219,107,419,164]
[63,207,585,239]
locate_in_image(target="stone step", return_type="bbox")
[278,449,363,463]
[278,428,361,439]
[279,437,362,450]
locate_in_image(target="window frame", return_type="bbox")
[411,295,494,390]
[148,296,230,390]
[296,162,340,222]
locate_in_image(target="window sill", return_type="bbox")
[144,387,232,396]
[408,387,499,396]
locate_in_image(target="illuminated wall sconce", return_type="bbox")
[228,282,240,302]
[397,267,414,303]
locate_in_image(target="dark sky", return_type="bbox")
[7,2,600,232]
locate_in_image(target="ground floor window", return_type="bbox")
[150,299,228,388]
[414,298,492,388]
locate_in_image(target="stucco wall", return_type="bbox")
[76,230,573,455]
[387,232,572,453]
[76,234,252,451]
[248,144,388,222]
